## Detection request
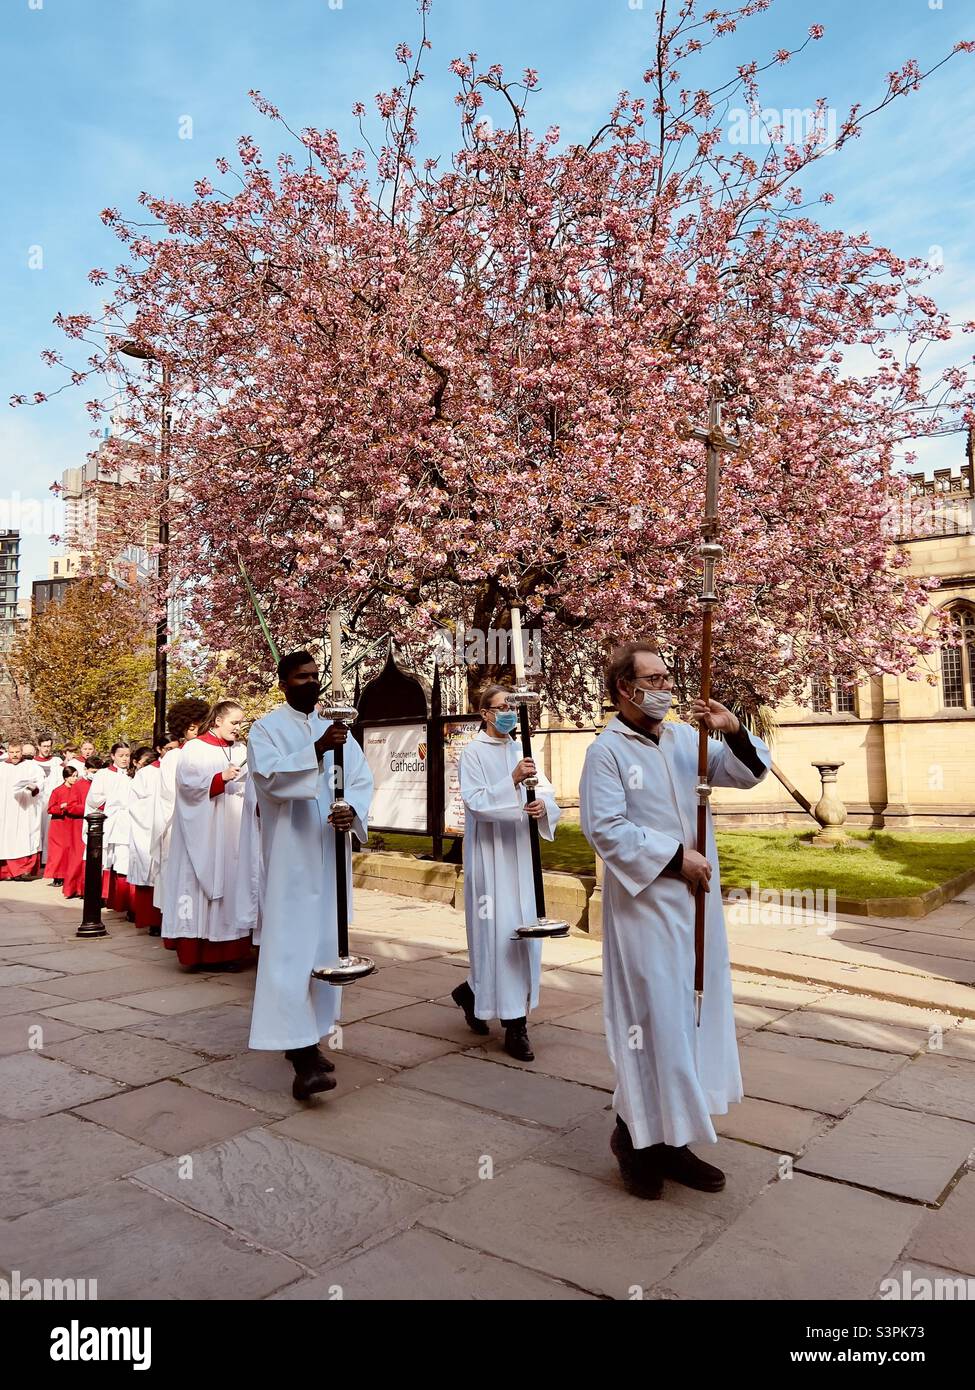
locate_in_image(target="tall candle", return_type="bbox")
[510,602,526,683]
[329,608,343,697]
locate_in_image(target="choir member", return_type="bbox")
[45,765,79,886]
[62,757,98,900]
[247,651,373,1100]
[68,740,95,775]
[36,735,63,874]
[127,746,163,931]
[160,700,253,969]
[579,642,770,1199]
[455,684,561,1062]
[150,700,209,922]
[85,743,134,912]
[0,742,45,880]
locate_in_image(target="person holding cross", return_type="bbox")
[580,642,770,1200]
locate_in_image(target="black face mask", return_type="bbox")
[288,682,321,713]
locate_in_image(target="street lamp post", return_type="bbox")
[119,341,170,747]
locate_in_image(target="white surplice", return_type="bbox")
[160,737,250,943]
[580,715,770,1149]
[128,762,162,889]
[0,759,44,858]
[84,766,134,876]
[459,730,561,1021]
[35,756,63,860]
[247,704,373,1051]
[150,745,183,912]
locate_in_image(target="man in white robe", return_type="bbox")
[247,650,373,1101]
[0,743,45,879]
[85,744,133,911]
[580,641,770,1200]
[456,684,561,1061]
[35,736,63,870]
[149,700,210,922]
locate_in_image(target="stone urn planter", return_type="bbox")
[809,761,852,847]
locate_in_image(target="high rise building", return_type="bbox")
[0,531,21,650]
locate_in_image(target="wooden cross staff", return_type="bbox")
[682,388,742,1025]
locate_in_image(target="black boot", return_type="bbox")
[451,981,489,1035]
[289,1044,337,1100]
[148,925,161,937]
[658,1144,726,1192]
[501,1017,534,1062]
[610,1117,664,1200]
[285,1045,335,1073]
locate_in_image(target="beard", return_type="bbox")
[289,685,321,713]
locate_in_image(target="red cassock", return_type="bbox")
[45,784,74,880]
[61,779,90,900]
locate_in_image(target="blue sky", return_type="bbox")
[2,0,973,589]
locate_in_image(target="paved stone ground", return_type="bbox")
[1,877,974,1300]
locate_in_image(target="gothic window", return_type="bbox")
[941,606,975,708]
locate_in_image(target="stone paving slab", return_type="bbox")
[42,1030,206,1086]
[765,1008,931,1055]
[742,1028,910,1075]
[941,1020,975,1061]
[663,1174,921,1300]
[41,999,157,1031]
[392,1052,610,1129]
[337,1020,461,1068]
[0,963,66,987]
[0,1012,89,1057]
[860,930,975,962]
[339,986,426,1023]
[730,974,835,1009]
[738,1042,889,1115]
[903,1174,975,1275]
[74,1077,272,1154]
[0,922,61,947]
[870,1054,975,1124]
[7,945,138,973]
[796,1100,975,1203]
[807,992,961,1030]
[0,985,70,1018]
[734,1002,789,1035]
[714,1096,834,1155]
[0,1112,162,1219]
[127,1001,254,1056]
[0,1180,300,1299]
[274,1083,546,1195]
[377,1000,485,1043]
[0,1052,125,1119]
[358,958,470,1000]
[421,1158,719,1299]
[133,1126,437,1267]
[549,1002,604,1034]
[116,980,254,1015]
[273,1228,597,1301]
[33,963,184,1002]
[467,1024,617,1091]
[181,1049,393,1118]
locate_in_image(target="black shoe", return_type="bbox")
[658,1144,726,1192]
[148,925,161,937]
[451,981,489,1035]
[289,1045,337,1100]
[502,1018,534,1062]
[285,1045,335,1073]
[610,1119,664,1200]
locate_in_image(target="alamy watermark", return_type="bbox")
[727,106,837,152]
[725,881,837,934]
[0,1269,97,1300]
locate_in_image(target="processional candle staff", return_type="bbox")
[507,601,569,940]
[683,387,742,1025]
[311,605,376,985]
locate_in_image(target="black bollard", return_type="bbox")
[77,810,109,939]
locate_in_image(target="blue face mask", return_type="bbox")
[491,710,518,734]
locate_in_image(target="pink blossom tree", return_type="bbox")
[18,0,975,715]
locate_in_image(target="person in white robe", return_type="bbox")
[149,700,210,919]
[161,701,253,969]
[35,736,63,871]
[455,683,561,1061]
[68,740,96,776]
[580,641,770,1200]
[0,743,45,879]
[127,746,164,931]
[247,650,373,1101]
[84,744,133,912]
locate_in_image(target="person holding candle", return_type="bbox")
[246,649,374,1100]
[454,682,561,1062]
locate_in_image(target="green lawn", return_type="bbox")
[367,826,975,899]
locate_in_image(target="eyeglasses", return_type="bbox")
[633,672,674,691]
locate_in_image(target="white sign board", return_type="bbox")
[443,718,481,836]
[362,723,428,832]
